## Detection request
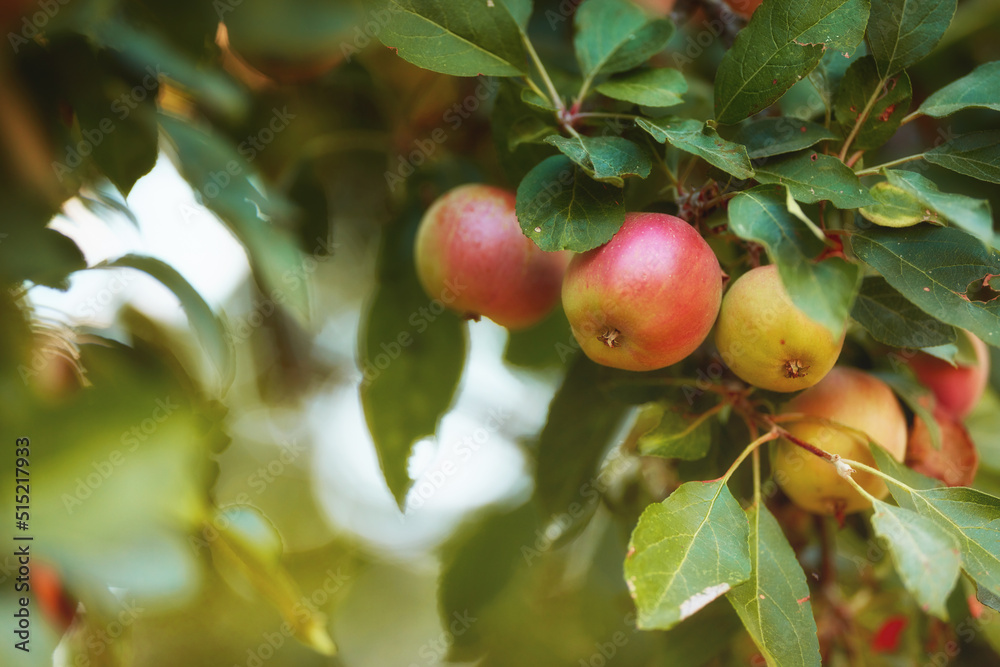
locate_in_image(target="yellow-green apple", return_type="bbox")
[561,212,722,371]
[715,264,844,392]
[908,332,990,419]
[773,367,908,515]
[414,184,569,330]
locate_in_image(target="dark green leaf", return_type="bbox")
[93,255,235,387]
[492,80,560,183]
[521,87,556,111]
[714,0,870,123]
[882,485,1000,601]
[870,499,961,619]
[637,117,753,179]
[596,68,687,107]
[925,130,1000,184]
[874,372,943,451]
[733,118,837,159]
[728,185,861,335]
[979,583,1000,613]
[503,306,573,370]
[438,502,538,656]
[626,480,751,630]
[574,0,674,79]
[515,155,626,252]
[851,226,1000,347]
[533,355,629,517]
[866,0,957,77]
[919,60,1000,118]
[544,135,652,186]
[754,151,876,207]
[833,56,912,151]
[882,170,995,247]
[810,41,867,105]
[359,213,467,508]
[870,441,942,494]
[499,0,533,28]
[379,0,528,76]
[727,505,821,667]
[159,114,311,319]
[851,276,957,348]
[636,404,715,460]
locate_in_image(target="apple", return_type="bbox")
[906,404,979,487]
[632,0,677,15]
[414,184,569,330]
[725,0,764,19]
[560,212,722,371]
[907,332,990,419]
[714,264,844,392]
[773,367,908,515]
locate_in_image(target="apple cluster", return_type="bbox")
[413,185,989,515]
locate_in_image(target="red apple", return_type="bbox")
[714,264,844,392]
[725,0,764,19]
[773,368,908,515]
[907,404,979,487]
[414,184,569,330]
[561,212,722,371]
[908,332,990,419]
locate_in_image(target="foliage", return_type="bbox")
[3,0,1000,665]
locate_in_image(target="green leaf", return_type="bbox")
[850,225,1000,347]
[873,372,943,452]
[810,41,867,105]
[544,136,652,187]
[869,499,961,619]
[979,583,1000,613]
[919,60,1000,117]
[596,68,687,107]
[92,255,235,387]
[859,181,930,228]
[866,0,957,77]
[851,276,957,348]
[359,212,467,508]
[492,80,560,183]
[733,118,837,160]
[515,155,626,252]
[753,151,876,208]
[533,355,629,517]
[379,0,528,76]
[925,130,1000,184]
[209,506,336,655]
[636,404,715,460]
[499,0,533,28]
[520,87,556,111]
[714,0,870,124]
[870,441,942,494]
[626,480,751,630]
[637,117,753,179]
[438,502,538,656]
[574,0,674,79]
[728,185,861,335]
[503,306,573,370]
[883,485,1000,600]
[833,56,912,151]
[882,170,995,247]
[727,505,821,667]
[158,114,311,319]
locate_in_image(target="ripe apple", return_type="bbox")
[906,404,979,487]
[773,367,908,515]
[714,264,844,392]
[414,184,569,330]
[907,332,990,419]
[632,0,677,14]
[725,0,764,19]
[560,213,722,371]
